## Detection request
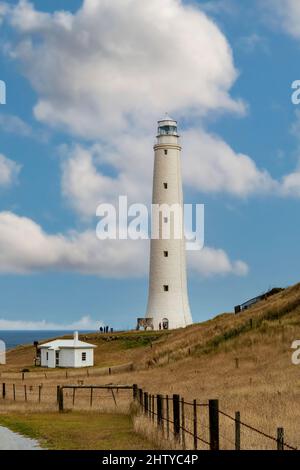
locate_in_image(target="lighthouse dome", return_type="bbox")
[157,113,178,136]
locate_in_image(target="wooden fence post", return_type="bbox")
[152,395,155,422]
[209,399,219,450]
[157,394,163,429]
[166,395,170,439]
[277,427,284,451]
[58,387,64,412]
[235,411,241,450]
[38,385,41,403]
[139,388,143,408]
[90,387,93,407]
[56,385,60,404]
[13,384,16,401]
[2,383,5,399]
[132,384,138,401]
[22,372,24,381]
[181,397,186,450]
[193,399,198,450]
[144,392,148,414]
[72,387,76,406]
[173,394,180,441]
[24,385,27,402]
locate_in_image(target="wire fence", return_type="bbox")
[1,381,298,450]
[133,385,298,451]
[0,382,133,413]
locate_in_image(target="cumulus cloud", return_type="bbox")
[61,129,280,220]
[182,129,277,196]
[0,211,146,277]
[2,0,298,204]
[188,246,249,277]
[2,0,284,204]
[280,171,300,197]
[0,315,103,330]
[1,0,244,139]
[61,138,152,218]
[0,211,248,278]
[0,153,21,187]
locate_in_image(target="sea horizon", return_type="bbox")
[0,330,97,350]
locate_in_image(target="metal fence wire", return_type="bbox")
[1,381,297,451]
[133,385,297,451]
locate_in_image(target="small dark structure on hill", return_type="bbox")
[136,317,154,330]
[234,287,284,314]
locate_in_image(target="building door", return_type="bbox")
[55,351,59,366]
[162,318,169,330]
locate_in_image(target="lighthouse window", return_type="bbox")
[163,182,168,189]
[158,125,177,135]
[163,285,169,292]
[164,251,168,257]
[164,149,168,155]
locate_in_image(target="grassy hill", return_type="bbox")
[3,281,300,374]
[2,281,300,448]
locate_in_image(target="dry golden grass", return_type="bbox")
[1,282,300,449]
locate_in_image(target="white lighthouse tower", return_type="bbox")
[145,115,192,330]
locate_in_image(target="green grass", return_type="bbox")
[121,335,161,349]
[194,297,300,356]
[0,412,155,450]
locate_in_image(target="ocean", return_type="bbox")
[0,331,95,350]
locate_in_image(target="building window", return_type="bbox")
[163,182,168,189]
[163,216,168,223]
[163,285,169,292]
[46,352,48,361]
[164,149,168,155]
[82,352,87,361]
[164,250,168,257]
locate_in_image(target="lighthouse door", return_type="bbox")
[162,318,169,330]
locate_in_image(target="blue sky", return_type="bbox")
[0,0,300,330]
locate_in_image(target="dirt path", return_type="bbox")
[0,426,41,450]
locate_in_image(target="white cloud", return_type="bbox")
[2,0,244,139]
[0,153,21,187]
[0,211,247,278]
[188,246,249,278]
[0,315,103,330]
[0,211,146,277]
[280,171,300,197]
[263,0,300,39]
[3,0,284,204]
[61,129,280,221]
[61,138,152,218]
[182,129,277,196]
[2,0,298,205]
